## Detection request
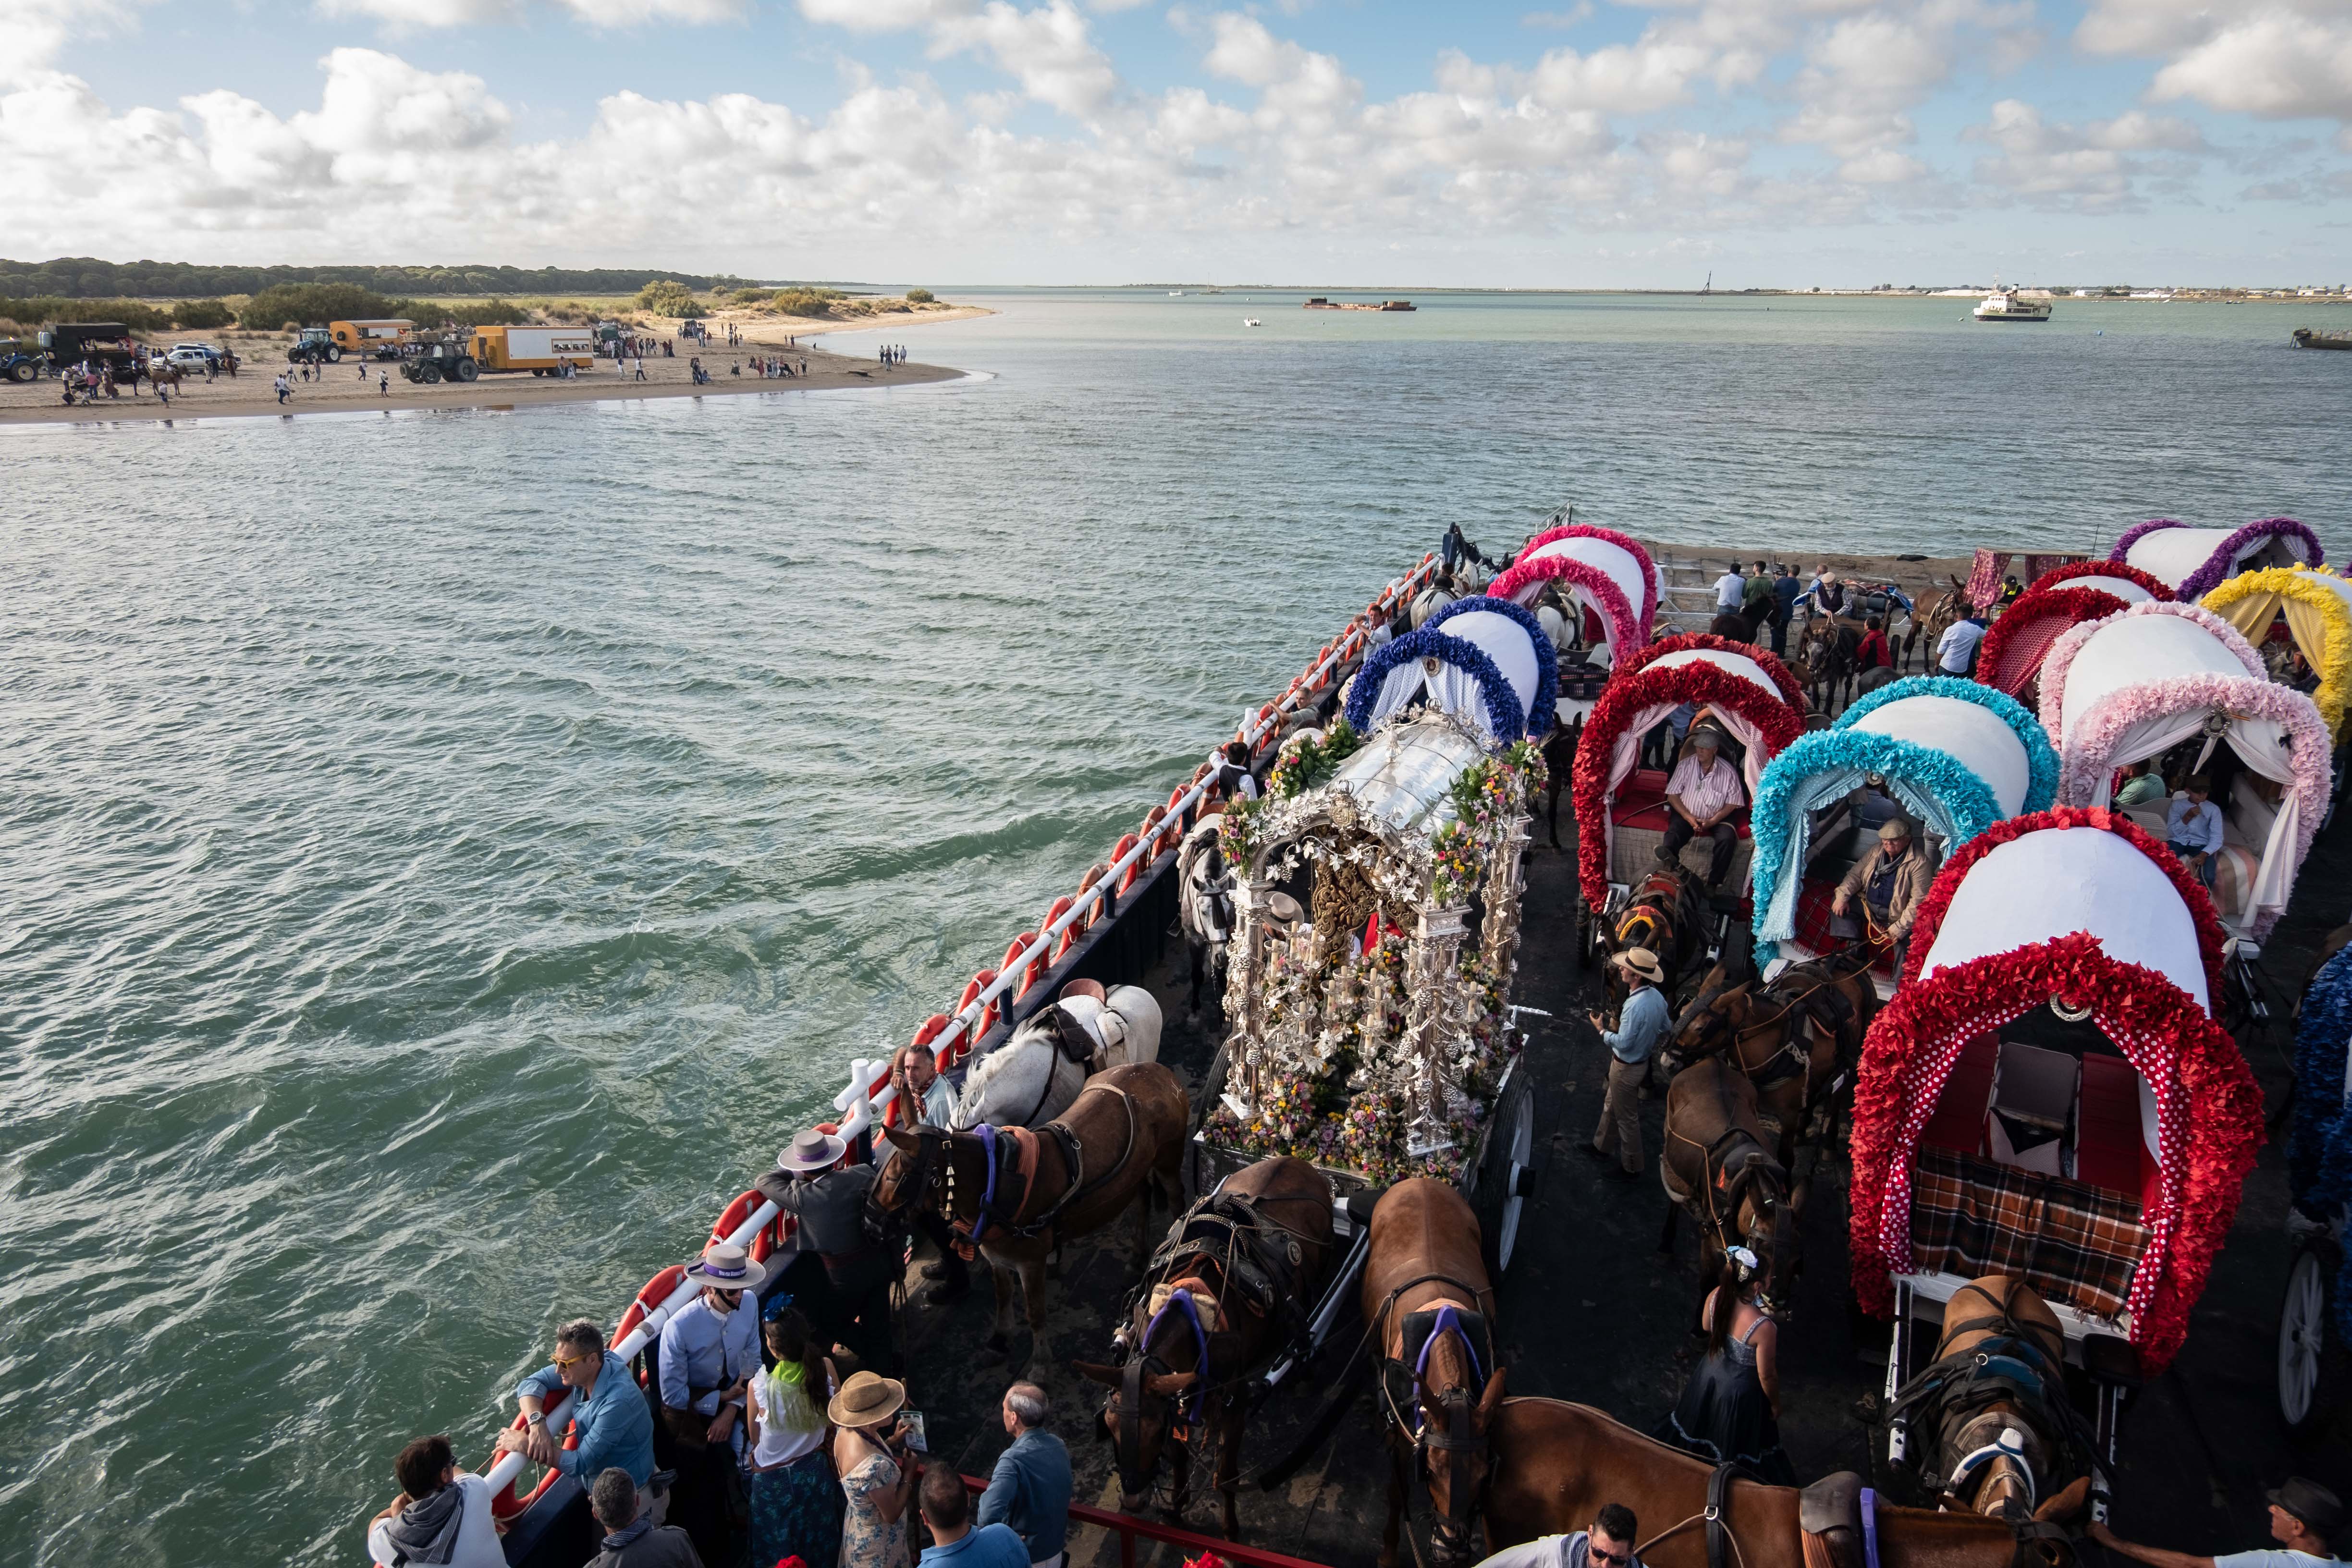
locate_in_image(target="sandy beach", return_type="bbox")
[0,304,992,429]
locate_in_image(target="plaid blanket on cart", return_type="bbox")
[1910,1147,2146,1321]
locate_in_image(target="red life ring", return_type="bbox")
[1041,897,1077,964]
[1112,833,1142,893]
[1004,934,1045,998]
[914,1013,952,1073]
[970,969,1001,1042]
[613,1263,689,1348]
[710,1189,780,1263]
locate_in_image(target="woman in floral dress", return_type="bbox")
[828,1372,914,1568]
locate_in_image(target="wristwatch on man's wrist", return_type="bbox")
[526,1412,546,1427]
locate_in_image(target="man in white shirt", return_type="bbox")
[2090,1476,2343,1568]
[1936,612,1987,676]
[1475,1502,1646,1568]
[368,1434,508,1568]
[1713,563,1745,613]
[1658,727,1745,888]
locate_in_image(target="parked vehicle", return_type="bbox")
[0,337,42,382]
[286,327,343,365]
[398,338,479,384]
[469,325,596,376]
[166,344,220,368]
[329,318,414,358]
[37,322,142,377]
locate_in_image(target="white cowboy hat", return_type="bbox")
[776,1129,847,1173]
[1266,892,1305,924]
[1614,947,1666,984]
[685,1241,767,1293]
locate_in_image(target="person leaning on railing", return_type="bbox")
[887,1043,971,1306]
[757,1130,898,1376]
[366,1434,506,1568]
[495,1319,657,1515]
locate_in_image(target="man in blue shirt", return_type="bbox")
[2089,1475,2344,1568]
[2167,774,2225,887]
[978,1382,1072,1568]
[920,1466,1032,1568]
[658,1242,765,1568]
[499,1319,656,1496]
[1584,948,1670,1181]
[1769,566,1802,656]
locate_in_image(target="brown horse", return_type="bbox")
[1660,1057,1801,1319]
[1363,1177,1506,1568]
[1608,867,1706,1000]
[870,1061,1188,1372]
[1891,1276,2076,1523]
[1075,1155,1336,1538]
[1661,946,1877,1170]
[1483,1398,2089,1568]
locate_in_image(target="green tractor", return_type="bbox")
[287,327,343,365]
[399,338,479,385]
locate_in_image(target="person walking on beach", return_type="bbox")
[275,373,289,405]
[379,371,389,396]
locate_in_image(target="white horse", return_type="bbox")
[951,981,1163,1130]
[1409,585,1457,629]
[1455,560,1494,595]
[1176,817,1237,1020]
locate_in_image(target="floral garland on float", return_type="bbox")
[1973,585,2136,699]
[1209,656,1546,1187]
[1486,525,1659,656]
[1846,808,2262,1375]
[2109,516,2323,602]
[1747,676,2058,960]
[1505,522,1662,628]
[1571,633,1807,913]
[2291,946,2352,1337]
[2198,565,2352,742]
[2026,559,2175,602]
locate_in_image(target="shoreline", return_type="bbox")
[0,303,994,430]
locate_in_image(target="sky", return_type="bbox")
[4,0,2351,287]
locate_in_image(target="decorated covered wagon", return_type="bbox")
[1850,810,2264,1466]
[2109,517,2321,600]
[1490,522,1663,712]
[2039,600,2331,936]
[1748,677,2058,990]
[2201,565,2352,745]
[2279,942,2352,1435]
[1974,562,2174,706]
[1199,595,1551,1265]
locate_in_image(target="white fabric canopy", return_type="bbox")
[1364,608,1542,743]
[2124,526,2315,590]
[1848,695,2034,815]
[1516,536,1651,648]
[1602,648,1788,827]
[1921,827,2210,1012]
[2064,574,2155,604]
[2057,614,2266,749]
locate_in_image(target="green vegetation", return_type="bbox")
[1,257,758,300]
[634,279,707,317]
[238,282,533,330]
[171,298,236,330]
[905,287,934,304]
[0,296,172,331]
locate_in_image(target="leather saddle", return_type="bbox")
[1799,1471,1870,1568]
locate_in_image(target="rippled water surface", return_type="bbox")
[3,289,2346,1566]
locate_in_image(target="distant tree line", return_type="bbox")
[0,257,759,300]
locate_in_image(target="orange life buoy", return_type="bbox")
[1042,896,1077,964]
[914,1013,952,1074]
[1112,832,1142,893]
[1004,933,1045,998]
[710,1188,780,1263]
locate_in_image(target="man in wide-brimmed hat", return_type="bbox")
[657,1240,766,1567]
[2091,1475,2344,1568]
[756,1129,899,1378]
[1585,947,1669,1181]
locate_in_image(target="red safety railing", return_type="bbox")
[956,1474,1337,1568]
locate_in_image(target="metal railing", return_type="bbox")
[472,553,1437,1511]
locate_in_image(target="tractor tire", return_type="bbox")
[453,358,478,383]
[419,364,443,384]
[324,345,342,363]
[8,361,33,383]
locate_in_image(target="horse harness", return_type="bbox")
[1647,1462,2070,1568]
[1372,1273,1500,1553]
[1683,959,1864,1102]
[894,1081,1139,1249]
[1616,870,1696,958]
[1883,1282,2102,1515]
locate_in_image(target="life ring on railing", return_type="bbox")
[488,1418,577,1520]
[1139,806,1168,863]
[1041,897,1076,964]
[1112,834,1142,893]
[710,1189,781,1263]
[1074,866,1107,931]
[1004,934,1045,999]
[612,1263,690,1349]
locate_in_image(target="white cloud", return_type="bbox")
[2082,0,2352,147]
[930,1,1120,118]
[318,0,746,28]
[1960,96,2205,208]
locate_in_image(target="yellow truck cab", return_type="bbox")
[470,326,598,375]
[328,319,415,358]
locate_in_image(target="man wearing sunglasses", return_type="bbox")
[498,1318,656,1505]
[658,1242,765,1568]
[1472,1502,1642,1568]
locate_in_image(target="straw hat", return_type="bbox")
[777,1129,848,1173]
[828,1370,908,1429]
[1614,947,1666,985]
[685,1241,767,1293]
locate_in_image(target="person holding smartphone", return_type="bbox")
[830,1372,918,1568]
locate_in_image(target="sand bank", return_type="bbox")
[0,306,992,429]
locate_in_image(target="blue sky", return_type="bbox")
[6,0,2351,286]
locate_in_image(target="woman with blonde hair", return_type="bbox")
[746,1307,844,1568]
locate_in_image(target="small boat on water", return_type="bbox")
[1302,297,1416,312]
[1243,317,1261,327]
[1974,287,2052,323]
[2292,327,2352,350]
[1169,291,1183,297]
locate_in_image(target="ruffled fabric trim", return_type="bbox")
[1345,623,1531,742]
[1574,641,1806,910]
[1509,523,1661,630]
[2199,566,2352,741]
[2031,559,2175,602]
[1851,808,2259,1374]
[2289,943,2352,1208]
[1488,551,1640,654]
[1421,595,1561,738]
[2035,599,2266,735]
[1975,586,2133,697]
[1617,631,1809,710]
[2110,517,2325,601]
[1836,675,2060,812]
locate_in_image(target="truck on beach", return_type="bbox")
[468,325,598,375]
[37,322,141,376]
[329,319,415,358]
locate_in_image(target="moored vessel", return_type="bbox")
[1973,287,2052,322]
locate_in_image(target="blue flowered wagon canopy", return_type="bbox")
[1346,597,1558,745]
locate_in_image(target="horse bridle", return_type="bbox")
[1421,1381,1483,1558]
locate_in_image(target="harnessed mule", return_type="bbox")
[1074,1155,1336,1538]
[1663,947,1877,1170]
[1364,1177,1507,1568]
[869,1062,1188,1373]
[1661,1057,1803,1321]
[1610,867,1706,1002]
[1797,617,1864,714]
[1483,1398,2090,1568]
[1885,1277,2100,1525]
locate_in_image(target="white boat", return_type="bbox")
[1169,291,1183,297]
[1974,287,2051,323]
[1243,317,1262,327]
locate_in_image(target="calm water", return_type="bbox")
[2,290,2346,1566]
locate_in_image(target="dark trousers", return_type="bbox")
[823,1249,900,1376]
[1660,816,1737,886]
[663,1409,748,1568]
[915,1209,969,1286]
